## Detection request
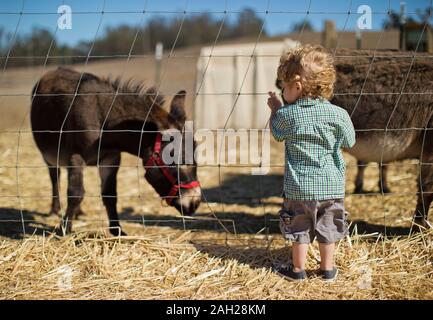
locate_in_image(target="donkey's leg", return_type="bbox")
[379,163,391,194]
[414,159,433,230]
[47,163,61,215]
[414,179,433,230]
[59,154,85,235]
[413,130,433,230]
[98,153,125,236]
[354,160,366,193]
[47,161,86,218]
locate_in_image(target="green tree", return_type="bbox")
[3,9,269,67]
[416,6,433,25]
[383,9,418,29]
[231,8,265,38]
[290,20,315,32]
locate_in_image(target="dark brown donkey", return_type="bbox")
[277,49,433,228]
[31,67,201,236]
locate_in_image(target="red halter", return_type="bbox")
[144,132,200,205]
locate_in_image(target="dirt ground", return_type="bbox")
[0,51,432,299]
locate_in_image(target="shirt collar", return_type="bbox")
[293,96,327,107]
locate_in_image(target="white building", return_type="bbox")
[194,39,299,129]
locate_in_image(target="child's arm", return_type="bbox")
[267,91,282,115]
[267,92,290,142]
[340,110,356,148]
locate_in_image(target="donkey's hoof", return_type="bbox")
[411,224,423,234]
[381,187,391,194]
[54,227,71,237]
[49,208,60,216]
[109,226,127,237]
[354,187,366,194]
[411,217,430,232]
[75,208,86,218]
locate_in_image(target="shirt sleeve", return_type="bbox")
[339,110,356,148]
[270,106,292,142]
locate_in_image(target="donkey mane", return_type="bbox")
[98,74,172,128]
[107,76,166,109]
[37,67,174,130]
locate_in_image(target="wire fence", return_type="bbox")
[0,0,432,240]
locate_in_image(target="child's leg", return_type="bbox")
[318,242,335,270]
[292,242,308,272]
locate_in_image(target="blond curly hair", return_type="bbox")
[277,44,336,100]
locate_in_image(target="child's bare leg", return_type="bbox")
[319,242,335,270]
[292,242,308,272]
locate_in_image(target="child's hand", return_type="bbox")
[267,91,282,111]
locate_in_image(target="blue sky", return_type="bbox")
[0,0,432,46]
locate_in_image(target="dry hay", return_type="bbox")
[0,228,432,300]
[0,58,432,300]
[0,127,432,299]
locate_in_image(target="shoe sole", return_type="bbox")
[321,268,338,282]
[276,270,306,282]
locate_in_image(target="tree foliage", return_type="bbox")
[290,20,315,33]
[382,7,432,29]
[0,8,266,67]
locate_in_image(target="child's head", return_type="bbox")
[277,44,336,103]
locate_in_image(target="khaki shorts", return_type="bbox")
[279,198,348,244]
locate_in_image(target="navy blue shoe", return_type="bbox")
[276,265,307,282]
[319,268,338,282]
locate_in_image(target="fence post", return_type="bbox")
[252,53,258,129]
[356,27,362,49]
[399,2,406,50]
[230,53,238,129]
[155,42,163,85]
[322,20,337,49]
[427,26,433,53]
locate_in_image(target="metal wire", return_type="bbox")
[0,3,432,240]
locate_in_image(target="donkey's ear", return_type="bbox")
[169,90,187,125]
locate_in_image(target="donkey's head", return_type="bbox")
[144,90,201,215]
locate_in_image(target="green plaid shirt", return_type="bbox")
[270,97,356,201]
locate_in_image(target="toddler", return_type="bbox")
[268,44,356,281]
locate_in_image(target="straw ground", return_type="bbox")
[0,53,432,299]
[1,130,432,299]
